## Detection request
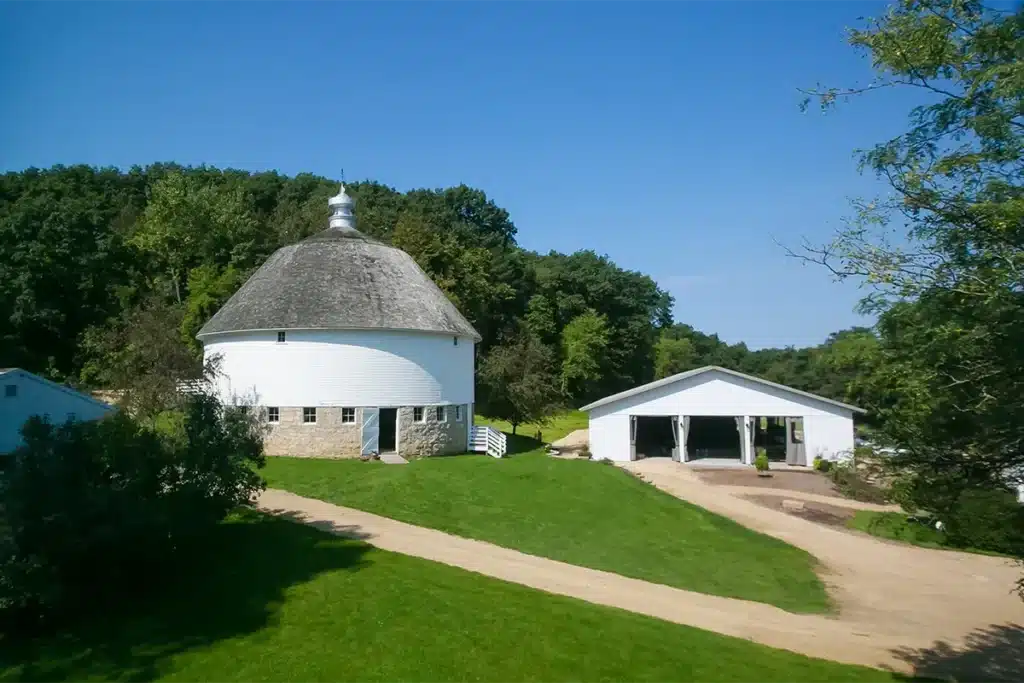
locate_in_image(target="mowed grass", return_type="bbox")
[0,510,897,682]
[264,453,832,613]
[847,510,1012,557]
[475,411,589,452]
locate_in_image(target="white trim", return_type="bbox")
[580,366,865,414]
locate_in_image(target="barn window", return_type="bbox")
[267,407,279,423]
[455,405,463,422]
[341,408,356,423]
[277,331,286,343]
[413,407,425,423]
[303,407,317,424]
[436,406,446,422]
[4,384,15,398]
[453,336,458,346]
[66,412,76,422]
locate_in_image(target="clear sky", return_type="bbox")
[0,1,921,349]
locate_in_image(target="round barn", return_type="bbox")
[197,185,480,458]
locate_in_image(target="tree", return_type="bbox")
[78,298,205,417]
[131,172,263,303]
[0,166,142,379]
[654,334,696,379]
[560,310,610,401]
[796,0,1024,560]
[477,333,561,434]
[0,392,265,627]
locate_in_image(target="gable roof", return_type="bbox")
[1,368,115,411]
[579,365,866,414]
[197,229,481,341]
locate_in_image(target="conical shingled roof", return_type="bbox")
[196,228,481,341]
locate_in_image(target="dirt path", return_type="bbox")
[624,459,1024,673]
[714,485,900,511]
[258,488,907,672]
[259,467,1024,680]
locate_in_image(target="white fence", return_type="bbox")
[470,425,507,458]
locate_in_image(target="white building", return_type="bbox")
[581,366,863,465]
[197,184,481,458]
[0,368,115,454]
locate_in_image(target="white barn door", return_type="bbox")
[362,408,380,456]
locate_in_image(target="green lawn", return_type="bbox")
[475,410,588,453]
[847,511,947,548]
[847,510,1010,557]
[0,510,898,682]
[263,453,832,613]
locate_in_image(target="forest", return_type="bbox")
[0,163,879,422]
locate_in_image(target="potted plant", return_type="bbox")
[754,448,771,477]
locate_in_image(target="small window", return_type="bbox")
[455,405,463,422]
[341,407,356,423]
[436,406,446,422]
[4,384,15,398]
[303,407,317,424]
[66,412,76,422]
[277,331,286,343]
[413,407,425,423]
[267,407,280,423]
[453,336,459,346]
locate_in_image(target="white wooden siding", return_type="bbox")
[1,371,114,454]
[203,329,475,408]
[587,370,855,463]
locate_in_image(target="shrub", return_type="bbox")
[828,463,889,504]
[944,488,1024,556]
[0,393,266,630]
[812,456,832,473]
[754,452,770,473]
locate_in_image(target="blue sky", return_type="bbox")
[0,1,921,349]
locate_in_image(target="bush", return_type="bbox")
[0,393,266,630]
[828,463,889,504]
[754,452,770,473]
[812,456,833,473]
[944,488,1024,556]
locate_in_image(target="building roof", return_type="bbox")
[579,365,866,414]
[0,368,116,411]
[197,229,481,341]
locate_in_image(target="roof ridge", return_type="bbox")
[579,365,865,414]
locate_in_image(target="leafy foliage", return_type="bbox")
[797,0,1024,576]
[0,165,679,417]
[560,310,610,401]
[0,394,265,629]
[943,488,1024,556]
[828,462,891,505]
[477,332,562,433]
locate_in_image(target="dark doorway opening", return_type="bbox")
[633,416,678,459]
[752,417,788,462]
[687,416,741,460]
[379,408,397,453]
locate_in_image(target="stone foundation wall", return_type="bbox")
[398,405,469,458]
[262,404,469,459]
[264,407,362,458]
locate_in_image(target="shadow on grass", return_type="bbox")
[504,432,544,454]
[891,623,1024,682]
[1,508,371,682]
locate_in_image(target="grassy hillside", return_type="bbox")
[1,510,891,682]
[264,453,831,613]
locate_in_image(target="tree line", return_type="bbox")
[0,163,879,428]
